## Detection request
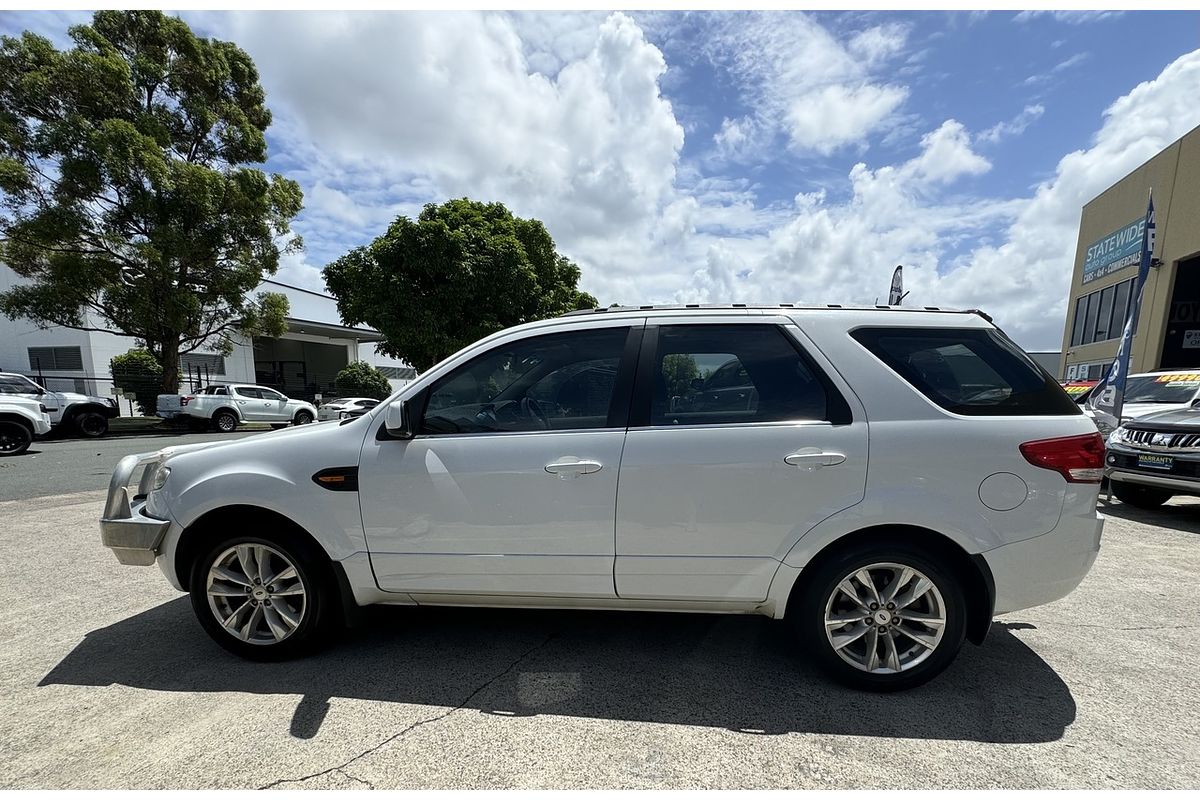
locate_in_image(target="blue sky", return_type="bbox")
[3,9,1200,350]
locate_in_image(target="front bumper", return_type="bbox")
[99,453,172,566]
[1104,441,1200,494]
[32,417,51,436]
[982,514,1103,615]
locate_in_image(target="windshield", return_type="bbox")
[0,374,42,394]
[1123,373,1200,404]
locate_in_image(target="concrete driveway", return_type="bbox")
[1,491,1197,789]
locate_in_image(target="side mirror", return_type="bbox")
[1191,397,1200,407]
[384,400,414,439]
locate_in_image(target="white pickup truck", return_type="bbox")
[157,384,318,432]
[0,371,120,437]
[0,395,52,456]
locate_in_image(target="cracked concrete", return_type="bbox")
[1,491,1198,788]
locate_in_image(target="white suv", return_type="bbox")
[99,306,1103,691]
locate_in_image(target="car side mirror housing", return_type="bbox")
[384,400,414,439]
[1191,397,1200,407]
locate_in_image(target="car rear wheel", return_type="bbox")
[0,420,33,456]
[189,535,338,660]
[1111,479,1172,509]
[294,410,314,425]
[75,411,109,438]
[212,410,238,433]
[795,542,967,691]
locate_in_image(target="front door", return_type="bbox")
[358,323,641,598]
[257,387,290,421]
[615,319,869,602]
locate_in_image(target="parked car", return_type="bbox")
[156,384,317,432]
[317,397,381,421]
[0,372,119,438]
[101,305,1103,691]
[1104,403,1200,507]
[0,395,52,456]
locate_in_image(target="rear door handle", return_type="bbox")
[784,451,846,469]
[545,458,603,478]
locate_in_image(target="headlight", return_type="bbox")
[151,465,171,492]
[1108,427,1128,445]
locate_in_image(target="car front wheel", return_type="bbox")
[75,411,109,438]
[189,535,337,660]
[1111,479,1172,508]
[796,543,967,691]
[0,420,33,456]
[294,410,314,425]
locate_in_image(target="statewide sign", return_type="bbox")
[1082,217,1147,284]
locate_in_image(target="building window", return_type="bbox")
[376,366,417,380]
[27,346,83,371]
[180,353,226,376]
[1071,277,1138,347]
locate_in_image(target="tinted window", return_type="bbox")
[852,327,1080,416]
[1094,285,1115,342]
[1112,278,1132,336]
[234,387,261,399]
[649,325,832,426]
[421,327,629,434]
[0,375,40,394]
[357,399,380,409]
[1082,294,1099,345]
[259,388,286,401]
[1070,298,1087,347]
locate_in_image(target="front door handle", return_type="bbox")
[545,458,603,478]
[784,451,846,469]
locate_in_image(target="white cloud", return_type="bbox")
[977,104,1045,144]
[1014,11,1124,25]
[701,12,910,159]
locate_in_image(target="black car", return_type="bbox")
[1105,404,1200,507]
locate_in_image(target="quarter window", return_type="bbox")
[647,325,834,426]
[420,327,630,434]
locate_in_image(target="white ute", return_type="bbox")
[0,395,52,456]
[102,305,1104,691]
[0,372,119,438]
[156,384,318,432]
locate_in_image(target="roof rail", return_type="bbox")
[559,303,967,317]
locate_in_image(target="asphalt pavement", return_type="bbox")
[0,488,1197,788]
[0,430,258,502]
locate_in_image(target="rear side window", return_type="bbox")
[851,327,1080,416]
[645,324,849,426]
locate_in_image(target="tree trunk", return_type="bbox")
[159,336,182,394]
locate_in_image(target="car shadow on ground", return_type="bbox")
[1099,497,1200,534]
[41,599,1074,744]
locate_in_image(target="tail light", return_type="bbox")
[180,396,192,406]
[1019,433,1105,483]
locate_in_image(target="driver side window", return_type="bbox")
[420,327,629,435]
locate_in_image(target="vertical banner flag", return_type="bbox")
[1088,191,1156,425]
[887,265,904,305]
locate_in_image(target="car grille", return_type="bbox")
[1121,428,1200,450]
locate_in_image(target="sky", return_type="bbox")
[3,9,1200,351]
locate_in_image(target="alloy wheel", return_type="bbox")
[823,562,946,674]
[206,543,307,645]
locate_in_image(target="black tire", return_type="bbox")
[293,409,314,425]
[794,541,967,692]
[0,420,33,457]
[212,410,238,433]
[188,533,340,661]
[1111,479,1172,509]
[74,411,109,438]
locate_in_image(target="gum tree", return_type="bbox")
[0,11,301,391]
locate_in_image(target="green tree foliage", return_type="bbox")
[109,347,162,415]
[0,12,300,391]
[334,360,392,401]
[323,198,598,372]
[661,353,699,401]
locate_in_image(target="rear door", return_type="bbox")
[231,386,264,420]
[614,317,868,602]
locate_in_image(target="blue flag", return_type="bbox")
[1087,191,1156,425]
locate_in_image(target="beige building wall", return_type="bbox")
[1060,124,1200,379]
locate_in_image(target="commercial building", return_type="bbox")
[0,271,415,413]
[1059,123,1200,380]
